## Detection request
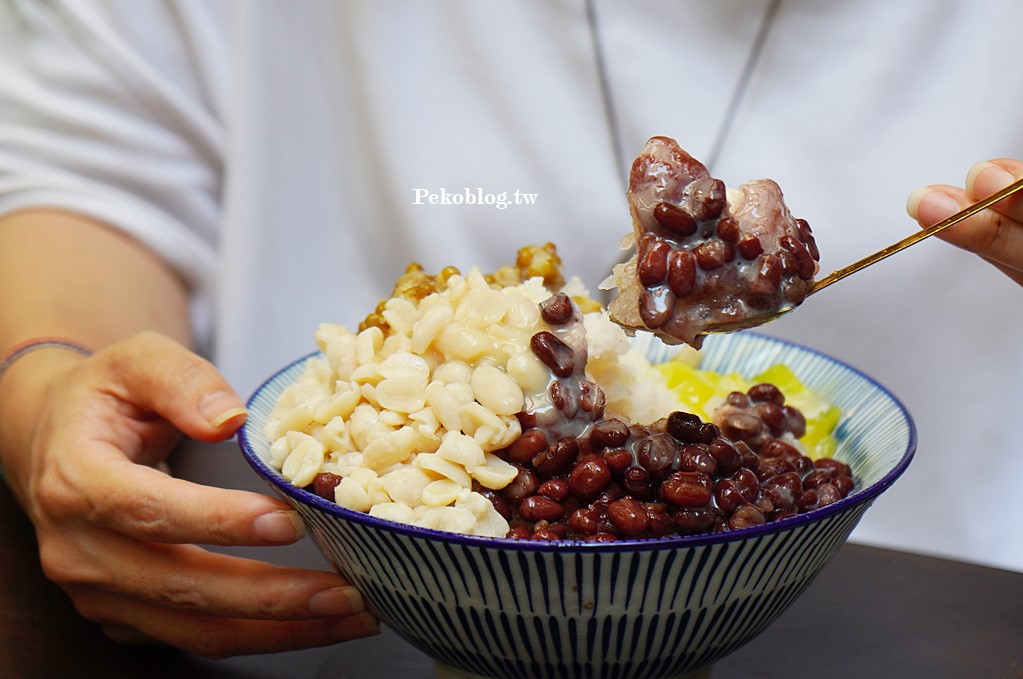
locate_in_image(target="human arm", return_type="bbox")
[0,209,377,656]
[906,158,1023,287]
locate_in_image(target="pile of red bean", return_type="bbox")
[480,291,854,542]
[484,396,853,542]
[609,136,820,348]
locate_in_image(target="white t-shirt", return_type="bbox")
[3,0,1022,571]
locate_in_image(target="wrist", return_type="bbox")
[0,337,92,383]
[0,343,92,476]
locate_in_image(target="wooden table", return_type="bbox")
[2,477,1021,679]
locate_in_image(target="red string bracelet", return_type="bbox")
[0,337,93,384]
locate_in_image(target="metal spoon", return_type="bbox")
[703,176,1023,335]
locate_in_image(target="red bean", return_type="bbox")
[667,249,697,297]
[751,254,783,294]
[726,391,752,407]
[505,429,548,464]
[312,472,343,501]
[519,495,564,523]
[590,419,630,448]
[532,520,567,539]
[538,479,570,503]
[748,383,785,405]
[677,445,717,475]
[717,216,740,243]
[814,457,852,477]
[593,482,624,507]
[782,406,806,438]
[714,479,745,513]
[661,471,713,508]
[770,471,803,497]
[803,469,835,489]
[568,508,599,535]
[506,525,532,540]
[761,483,796,512]
[737,441,760,470]
[530,331,575,378]
[728,504,766,530]
[687,177,726,221]
[780,235,816,280]
[549,381,578,418]
[796,489,819,512]
[623,465,654,499]
[718,411,764,443]
[653,202,698,237]
[732,468,760,502]
[635,434,676,480]
[568,455,612,499]
[737,235,764,260]
[638,237,671,286]
[539,292,574,325]
[833,475,855,496]
[760,439,801,460]
[756,455,795,482]
[579,380,606,418]
[502,469,539,504]
[639,287,673,328]
[645,503,675,536]
[666,411,705,443]
[693,240,735,270]
[602,448,633,476]
[816,484,842,508]
[607,498,649,536]
[532,437,579,478]
[586,532,619,543]
[673,507,717,534]
[795,218,819,259]
[709,437,742,477]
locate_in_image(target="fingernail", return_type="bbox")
[967,161,1015,198]
[199,391,247,428]
[308,586,365,616]
[906,187,960,226]
[330,612,380,640]
[253,510,305,543]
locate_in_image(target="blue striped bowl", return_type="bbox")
[239,332,915,679]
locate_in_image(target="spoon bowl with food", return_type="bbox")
[607,136,1023,343]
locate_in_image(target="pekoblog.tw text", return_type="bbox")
[412,188,539,210]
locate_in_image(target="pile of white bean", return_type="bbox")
[266,268,586,536]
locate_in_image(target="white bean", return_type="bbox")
[411,302,453,354]
[470,365,524,416]
[362,426,416,470]
[435,431,485,468]
[281,435,325,488]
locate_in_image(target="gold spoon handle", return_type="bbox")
[810,176,1023,295]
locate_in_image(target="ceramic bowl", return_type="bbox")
[239,332,915,679]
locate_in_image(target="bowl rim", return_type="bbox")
[238,332,916,553]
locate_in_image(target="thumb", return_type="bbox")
[98,331,247,442]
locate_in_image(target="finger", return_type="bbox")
[76,588,379,657]
[97,332,248,442]
[39,437,305,545]
[50,534,366,621]
[906,183,1023,272]
[966,158,1023,217]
